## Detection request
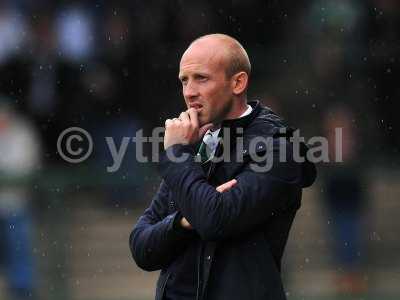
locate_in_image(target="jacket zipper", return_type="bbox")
[196,164,213,300]
[196,144,221,300]
[158,272,171,300]
[195,241,202,300]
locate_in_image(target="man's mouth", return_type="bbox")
[189,103,203,111]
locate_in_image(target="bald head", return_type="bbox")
[179,34,251,125]
[188,34,251,78]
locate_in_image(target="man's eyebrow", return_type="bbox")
[179,71,209,80]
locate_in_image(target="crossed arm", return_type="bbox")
[129,178,238,271]
[158,143,302,241]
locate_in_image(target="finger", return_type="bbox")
[199,123,214,137]
[171,118,181,125]
[216,179,238,193]
[217,179,237,193]
[165,119,172,127]
[179,111,190,124]
[181,217,193,229]
[188,108,199,128]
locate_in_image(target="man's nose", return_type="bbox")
[183,81,199,99]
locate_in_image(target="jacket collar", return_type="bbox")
[216,100,261,142]
[219,100,261,133]
[192,100,262,153]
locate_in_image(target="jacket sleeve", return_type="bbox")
[158,141,302,241]
[129,180,196,271]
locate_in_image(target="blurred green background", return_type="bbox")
[0,0,399,299]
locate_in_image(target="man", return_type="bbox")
[129,34,316,300]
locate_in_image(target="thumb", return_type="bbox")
[216,179,238,193]
[199,123,214,137]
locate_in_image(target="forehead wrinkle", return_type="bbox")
[181,38,229,69]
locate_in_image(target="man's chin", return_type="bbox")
[199,119,212,127]
[198,115,207,127]
[198,113,217,128]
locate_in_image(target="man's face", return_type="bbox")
[179,40,234,126]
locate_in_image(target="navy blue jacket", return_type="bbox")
[130,101,317,300]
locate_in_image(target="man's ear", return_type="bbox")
[231,72,248,95]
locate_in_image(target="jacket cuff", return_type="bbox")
[167,211,196,238]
